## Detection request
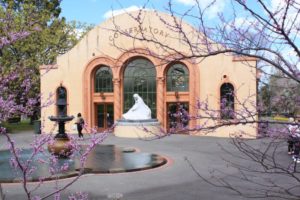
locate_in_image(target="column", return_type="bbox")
[156,77,165,127]
[113,78,121,120]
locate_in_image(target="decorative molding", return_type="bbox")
[232,56,257,62]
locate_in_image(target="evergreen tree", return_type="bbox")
[0,0,93,121]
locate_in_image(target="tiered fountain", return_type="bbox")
[48,86,74,157]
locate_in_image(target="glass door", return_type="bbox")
[96,104,114,130]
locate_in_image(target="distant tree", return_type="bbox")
[267,70,300,117]
[259,83,272,116]
[0,0,94,121]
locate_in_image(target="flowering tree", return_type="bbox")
[111,1,298,79]
[1,129,108,200]
[0,5,106,200]
[0,13,35,124]
[109,0,300,198]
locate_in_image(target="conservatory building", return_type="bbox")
[40,10,258,137]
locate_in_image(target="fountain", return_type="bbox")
[48,86,74,157]
[0,93,168,182]
[0,92,168,183]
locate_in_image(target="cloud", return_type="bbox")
[281,48,300,69]
[176,0,196,5]
[175,0,226,18]
[103,6,144,19]
[270,0,300,22]
[234,17,257,28]
[270,0,300,38]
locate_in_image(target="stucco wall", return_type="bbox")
[40,10,257,137]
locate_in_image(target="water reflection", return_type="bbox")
[0,145,167,183]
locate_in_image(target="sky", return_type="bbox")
[59,0,288,28]
[60,0,233,25]
[59,0,300,76]
[60,0,163,25]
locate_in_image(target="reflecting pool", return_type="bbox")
[0,145,167,183]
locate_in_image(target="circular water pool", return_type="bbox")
[0,145,167,183]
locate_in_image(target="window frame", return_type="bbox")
[94,65,113,93]
[166,63,189,92]
[220,83,235,120]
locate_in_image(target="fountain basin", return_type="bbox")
[0,145,167,183]
[48,137,72,157]
[48,116,74,122]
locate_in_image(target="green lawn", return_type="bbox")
[2,119,34,133]
[273,115,289,122]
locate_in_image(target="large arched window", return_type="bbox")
[94,65,113,93]
[220,83,235,119]
[123,58,156,118]
[167,63,189,91]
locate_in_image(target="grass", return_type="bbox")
[2,119,34,133]
[273,115,289,122]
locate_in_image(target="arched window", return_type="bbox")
[167,63,189,91]
[123,58,156,118]
[56,86,67,116]
[95,65,113,93]
[220,83,235,119]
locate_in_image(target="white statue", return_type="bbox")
[122,94,151,120]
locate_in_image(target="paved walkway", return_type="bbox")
[0,131,292,200]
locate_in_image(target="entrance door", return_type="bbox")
[96,104,114,130]
[167,102,189,132]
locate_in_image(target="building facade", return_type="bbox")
[40,10,258,137]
